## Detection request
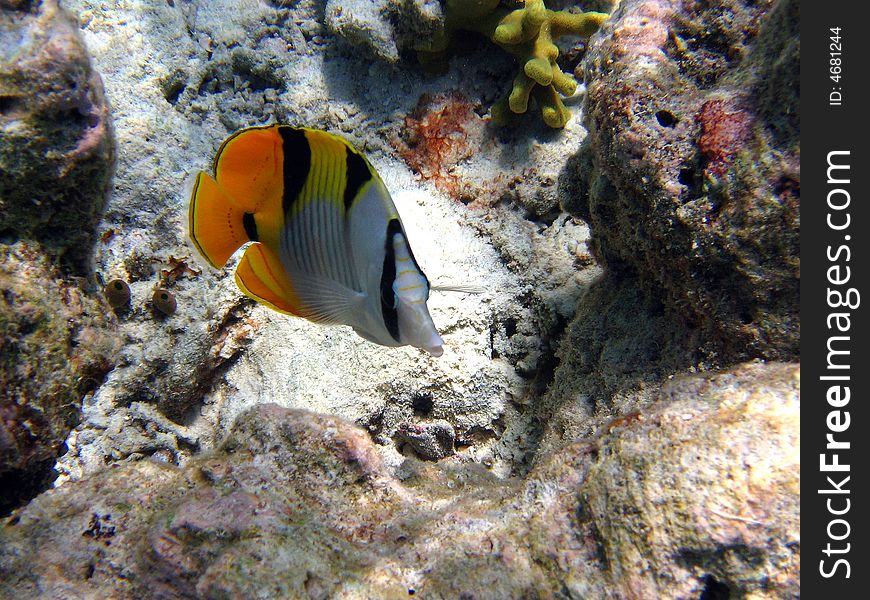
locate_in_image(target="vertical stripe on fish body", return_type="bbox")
[188,125,444,357]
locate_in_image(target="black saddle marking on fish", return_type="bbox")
[344,149,372,212]
[242,212,258,242]
[278,126,311,217]
[380,218,403,342]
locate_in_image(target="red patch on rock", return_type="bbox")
[394,91,476,199]
[697,98,754,178]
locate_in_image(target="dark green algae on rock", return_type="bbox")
[0,0,116,514]
[0,244,117,515]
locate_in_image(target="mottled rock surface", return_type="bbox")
[0,244,115,514]
[564,0,800,361]
[0,363,798,598]
[0,0,113,271]
[324,0,444,63]
[0,0,115,514]
[584,362,800,598]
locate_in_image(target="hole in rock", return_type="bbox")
[163,80,186,104]
[0,95,20,114]
[655,110,678,127]
[411,392,434,417]
[678,167,695,186]
[699,574,730,600]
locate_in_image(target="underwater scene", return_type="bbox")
[0,0,799,598]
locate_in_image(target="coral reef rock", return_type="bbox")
[324,0,445,63]
[0,0,114,272]
[565,0,800,360]
[583,361,800,599]
[0,363,798,598]
[0,244,115,515]
[0,0,115,514]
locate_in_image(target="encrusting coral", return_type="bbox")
[418,0,609,128]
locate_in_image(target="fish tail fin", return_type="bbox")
[188,172,251,268]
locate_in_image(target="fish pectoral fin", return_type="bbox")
[290,271,367,325]
[235,244,303,316]
[189,172,250,268]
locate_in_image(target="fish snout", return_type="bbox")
[397,297,444,357]
[423,333,444,357]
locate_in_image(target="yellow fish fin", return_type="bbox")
[189,172,251,269]
[234,243,303,316]
[212,125,284,216]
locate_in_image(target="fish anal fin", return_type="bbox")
[235,244,303,316]
[189,172,250,268]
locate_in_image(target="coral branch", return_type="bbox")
[418,1,609,128]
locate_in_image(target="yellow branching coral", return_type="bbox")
[418,0,609,128]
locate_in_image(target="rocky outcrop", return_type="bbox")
[324,0,444,63]
[0,245,116,515]
[565,0,800,361]
[0,0,114,271]
[583,362,800,598]
[0,0,115,514]
[0,363,798,598]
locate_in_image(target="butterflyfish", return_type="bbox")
[188,125,445,356]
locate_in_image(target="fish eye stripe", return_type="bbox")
[400,228,429,290]
[344,149,372,212]
[278,126,311,218]
[380,219,403,342]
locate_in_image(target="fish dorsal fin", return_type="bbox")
[213,126,285,216]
